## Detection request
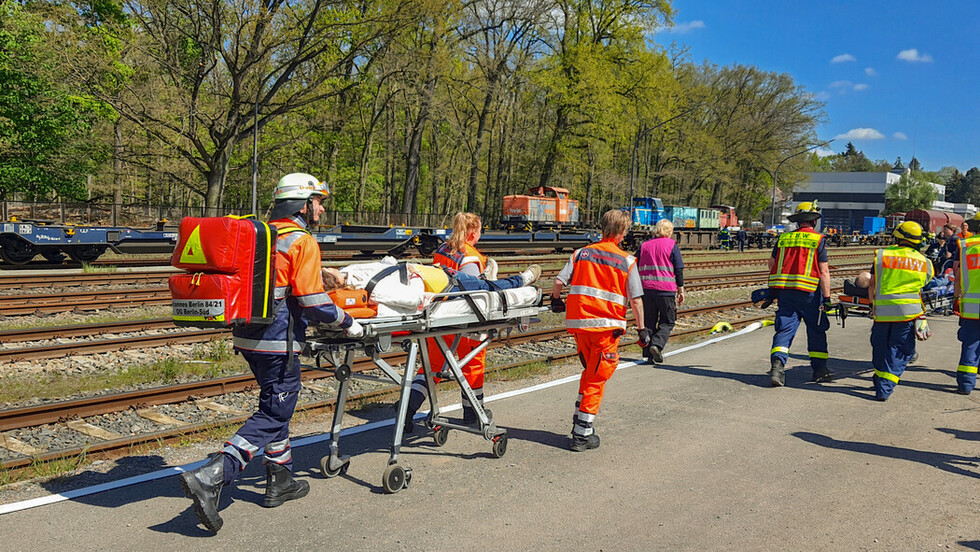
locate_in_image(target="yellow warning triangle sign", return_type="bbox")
[179,225,207,264]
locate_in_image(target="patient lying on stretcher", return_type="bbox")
[844,269,953,299]
[321,257,541,317]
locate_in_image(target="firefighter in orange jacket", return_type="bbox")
[405,212,497,430]
[551,209,648,451]
[180,173,360,533]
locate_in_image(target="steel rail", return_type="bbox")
[0,315,771,475]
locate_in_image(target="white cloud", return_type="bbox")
[893,132,908,140]
[865,67,877,76]
[834,128,886,140]
[897,48,933,63]
[853,83,868,91]
[829,80,853,88]
[831,53,856,63]
[667,20,705,34]
[815,148,836,158]
[813,91,831,101]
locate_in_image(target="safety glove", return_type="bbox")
[345,319,365,338]
[637,328,654,348]
[914,318,931,341]
[550,295,566,313]
[821,297,836,314]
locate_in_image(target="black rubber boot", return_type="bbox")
[569,434,600,452]
[650,345,664,364]
[403,388,427,434]
[769,358,785,387]
[462,405,492,425]
[811,367,835,383]
[263,462,310,508]
[179,453,225,533]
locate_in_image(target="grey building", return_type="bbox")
[789,169,947,232]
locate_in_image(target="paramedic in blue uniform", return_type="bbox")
[767,201,834,386]
[180,173,362,533]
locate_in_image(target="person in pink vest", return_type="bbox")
[637,219,685,363]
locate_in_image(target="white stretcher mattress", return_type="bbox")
[343,287,542,338]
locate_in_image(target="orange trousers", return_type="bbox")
[574,331,621,416]
[424,335,486,391]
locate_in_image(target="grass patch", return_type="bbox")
[0,307,172,331]
[81,263,118,273]
[487,359,552,382]
[0,353,246,404]
[29,450,88,480]
[192,339,231,363]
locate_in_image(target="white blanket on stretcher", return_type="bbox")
[338,256,539,318]
[339,257,425,315]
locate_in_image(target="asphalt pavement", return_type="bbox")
[0,315,977,551]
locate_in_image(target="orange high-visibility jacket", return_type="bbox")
[565,239,635,333]
[433,242,486,273]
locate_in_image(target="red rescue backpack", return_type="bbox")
[169,215,277,327]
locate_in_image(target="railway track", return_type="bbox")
[0,311,771,477]
[0,263,867,322]
[0,265,868,359]
[0,300,761,429]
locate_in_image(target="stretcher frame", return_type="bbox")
[835,288,954,328]
[305,288,542,493]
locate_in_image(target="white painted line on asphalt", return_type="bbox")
[0,320,764,516]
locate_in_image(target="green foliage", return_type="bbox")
[828,141,876,172]
[885,171,938,213]
[0,0,110,200]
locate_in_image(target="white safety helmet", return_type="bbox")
[273,173,329,201]
[268,172,328,223]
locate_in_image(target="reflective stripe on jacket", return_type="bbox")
[873,245,932,322]
[637,236,677,291]
[566,239,635,333]
[233,216,348,353]
[959,236,980,320]
[433,242,486,274]
[768,229,823,292]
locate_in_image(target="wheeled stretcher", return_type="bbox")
[835,279,955,327]
[305,287,543,493]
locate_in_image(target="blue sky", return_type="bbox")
[654,1,980,173]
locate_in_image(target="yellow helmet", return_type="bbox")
[893,221,923,245]
[787,200,821,223]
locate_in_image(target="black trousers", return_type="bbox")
[642,291,677,355]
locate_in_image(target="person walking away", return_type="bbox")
[550,210,648,451]
[868,222,933,401]
[950,232,980,395]
[767,201,834,386]
[179,173,363,533]
[737,227,748,253]
[637,219,685,363]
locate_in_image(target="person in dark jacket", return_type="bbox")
[637,219,685,363]
[737,228,748,252]
[179,173,361,533]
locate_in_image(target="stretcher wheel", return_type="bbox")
[382,463,408,493]
[320,455,349,478]
[335,364,351,382]
[491,434,508,458]
[433,426,449,447]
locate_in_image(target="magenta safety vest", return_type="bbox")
[637,237,677,292]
